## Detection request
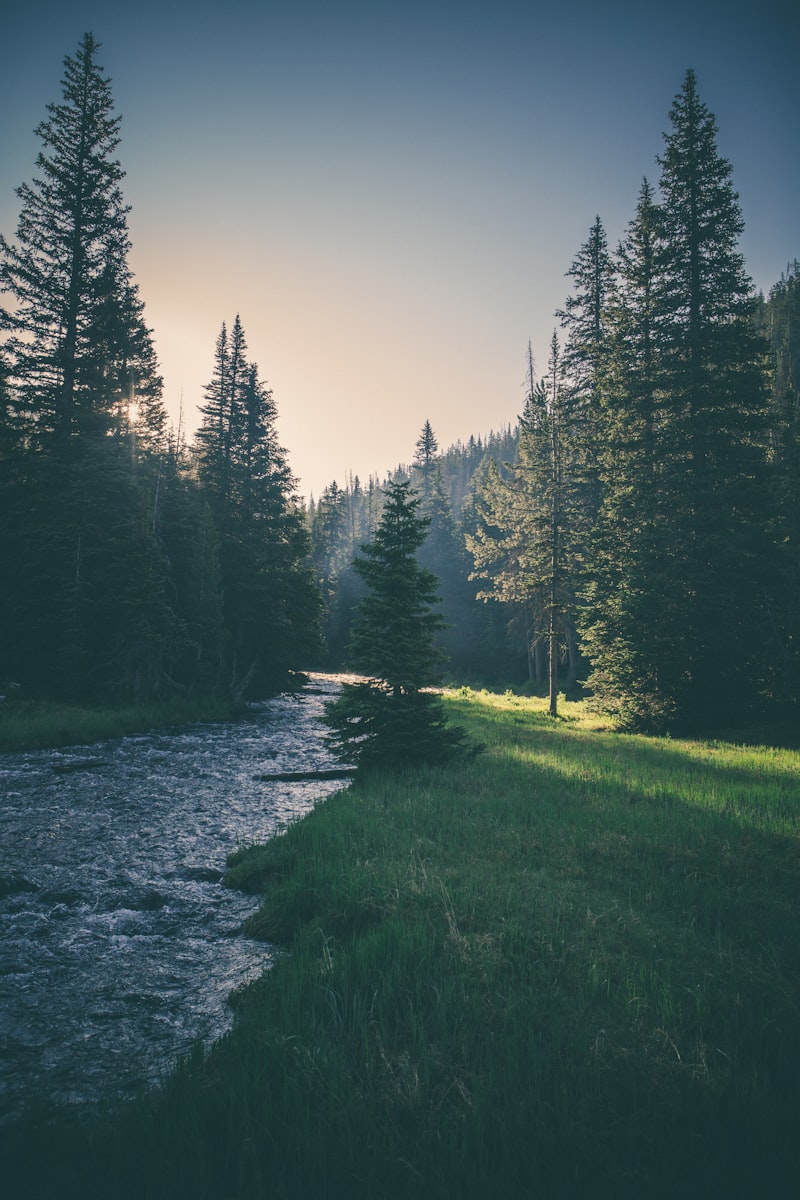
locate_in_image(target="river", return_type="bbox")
[0,675,346,1126]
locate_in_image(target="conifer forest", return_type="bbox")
[1,36,798,735]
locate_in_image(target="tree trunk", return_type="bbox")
[549,607,558,717]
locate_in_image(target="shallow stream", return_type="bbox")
[0,676,345,1125]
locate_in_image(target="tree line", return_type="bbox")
[311,71,799,733]
[0,34,319,702]
[2,39,797,735]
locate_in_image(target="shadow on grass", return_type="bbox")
[1,692,798,1199]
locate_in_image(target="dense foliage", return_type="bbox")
[1,44,796,734]
[579,72,773,730]
[312,70,797,733]
[0,35,318,703]
[308,427,520,680]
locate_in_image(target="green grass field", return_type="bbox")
[2,688,798,1198]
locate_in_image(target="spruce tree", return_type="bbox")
[467,336,581,712]
[558,215,613,520]
[413,418,439,501]
[579,180,680,727]
[0,33,162,443]
[407,421,476,676]
[581,72,772,729]
[762,263,800,707]
[309,479,370,668]
[324,479,468,768]
[654,69,771,725]
[194,317,321,696]
[0,33,172,699]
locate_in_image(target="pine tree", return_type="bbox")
[762,263,800,706]
[0,33,162,443]
[653,69,771,725]
[413,418,439,501]
[155,449,227,693]
[194,317,321,695]
[310,478,371,667]
[467,336,581,712]
[582,72,772,729]
[0,33,172,699]
[558,215,613,518]
[579,180,680,727]
[323,479,468,768]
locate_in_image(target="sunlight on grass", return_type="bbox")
[3,684,798,1198]
[446,687,800,836]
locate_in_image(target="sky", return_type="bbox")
[1,0,798,499]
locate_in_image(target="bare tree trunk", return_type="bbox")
[549,333,561,719]
[549,607,558,717]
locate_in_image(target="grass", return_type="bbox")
[0,693,239,751]
[1,688,798,1198]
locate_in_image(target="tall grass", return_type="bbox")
[2,689,798,1198]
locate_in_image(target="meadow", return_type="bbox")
[2,688,798,1198]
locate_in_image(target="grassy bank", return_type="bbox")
[0,694,239,752]
[2,689,799,1198]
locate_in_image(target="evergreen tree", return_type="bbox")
[309,478,369,667]
[467,336,581,712]
[582,71,772,729]
[559,216,612,395]
[194,317,321,695]
[155,448,227,693]
[415,466,474,673]
[0,33,162,443]
[413,418,439,501]
[308,426,523,686]
[406,421,477,676]
[762,262,800,706]
[0,33,173,699]
[579,180,679,727]
[324,479,468,768]
[311,481,355,580]
[558,215,613,518]
[466,456,541,677]
[194,322,231,497]
[653,69,771,725]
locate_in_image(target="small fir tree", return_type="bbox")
[413,418,439,501]
[324,479,468,768]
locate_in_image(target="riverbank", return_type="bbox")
[0,694,240,752]
[2,688,798,1197]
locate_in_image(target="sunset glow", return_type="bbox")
[1,0,796,497]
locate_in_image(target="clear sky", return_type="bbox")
[1,0,797,499]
